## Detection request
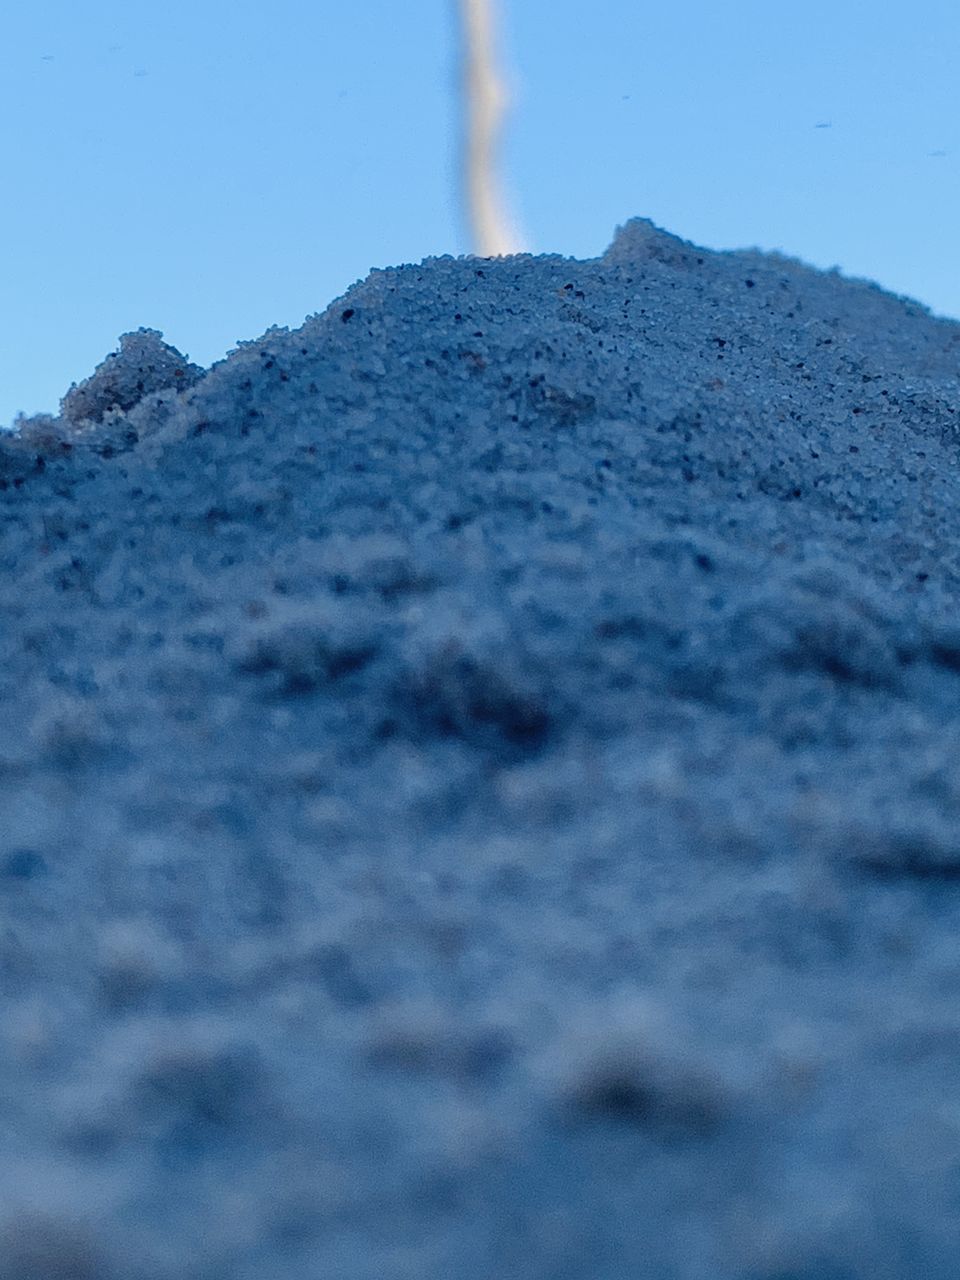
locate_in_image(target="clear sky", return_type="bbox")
[2,0,958,426]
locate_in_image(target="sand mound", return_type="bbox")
[2,221,959,1277]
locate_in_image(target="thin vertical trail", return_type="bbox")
[458,0,526,256]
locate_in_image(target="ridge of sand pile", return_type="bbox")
[2,220,960,1278]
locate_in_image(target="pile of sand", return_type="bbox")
[2,220,959,1278]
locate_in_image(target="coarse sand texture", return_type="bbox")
[2,219,960,1279]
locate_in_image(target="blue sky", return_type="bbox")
[2,0,958,425]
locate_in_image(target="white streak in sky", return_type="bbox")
[458,0,526,256]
